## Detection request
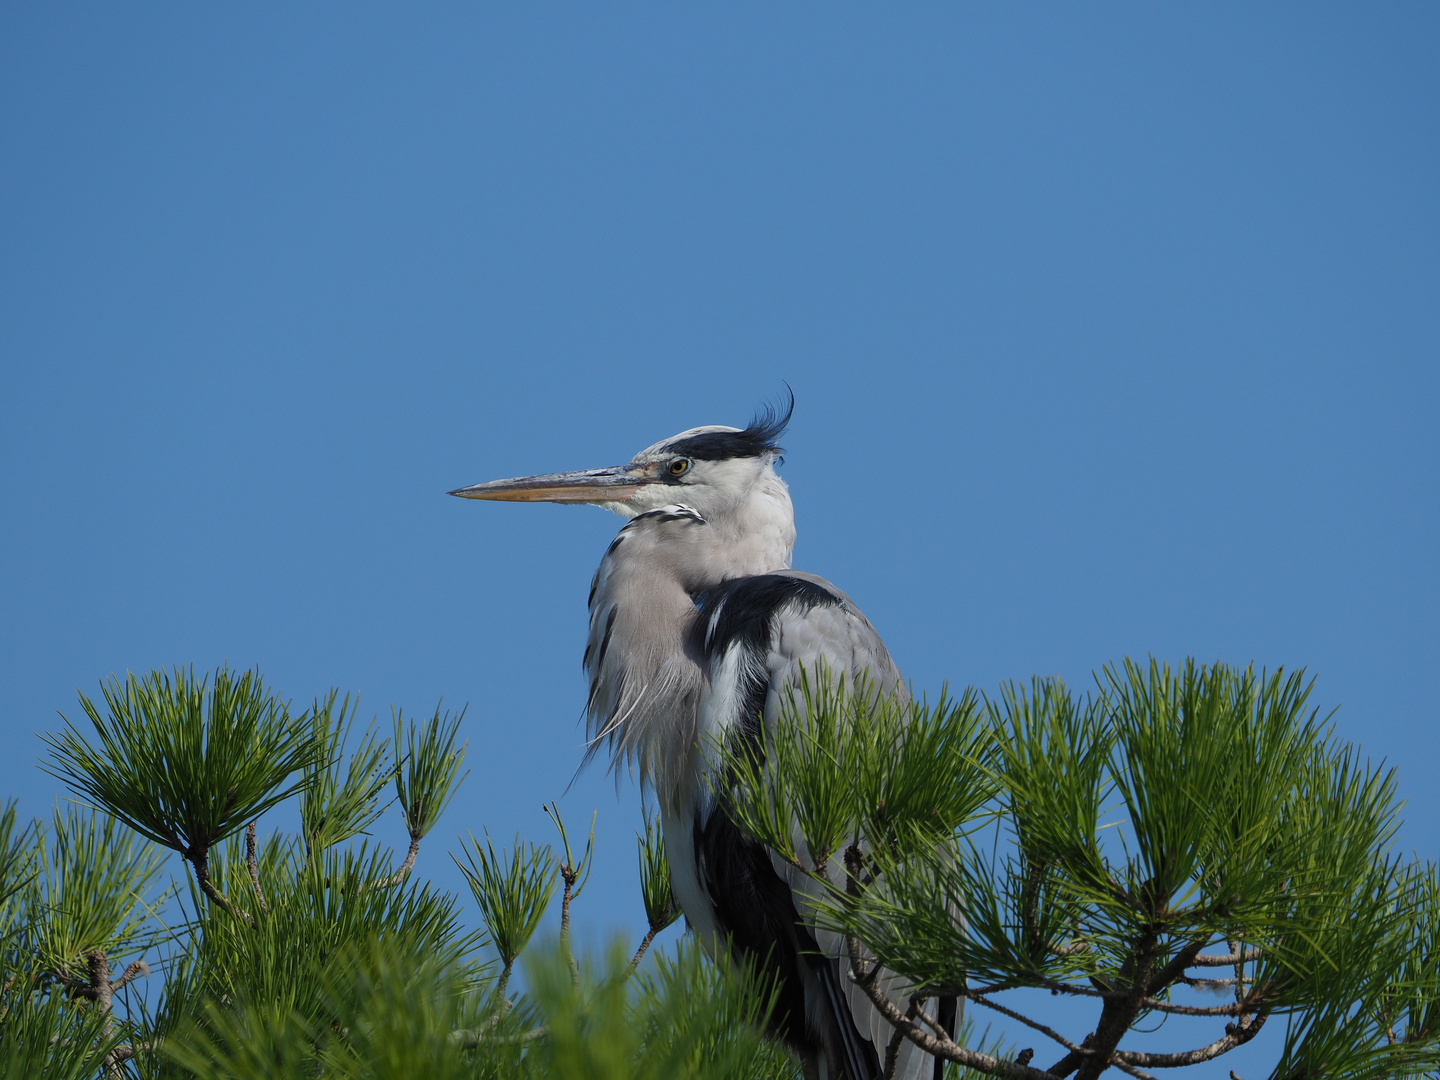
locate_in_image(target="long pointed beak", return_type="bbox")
[447,465,654,504]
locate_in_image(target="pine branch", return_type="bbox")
[882,998,921,1080]
[1046,1033,1096,1077]
[840,846,1056,1080]
[1109,1012,1270,1069]
[1134,995,1265,1018]
[385,832,421,887]
[1189,949,1263,967]
[545,804,595,983]
[630,926,660,970]
[187,844,250,925]
[842,939,1056,1079]
[245,821,268,915]
[965,989,1092,1057]
[1073,926,1161,1080]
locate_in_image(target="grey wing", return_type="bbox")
[758,569,908,726]
[693,570,951,1080]
[761,575,950,1080]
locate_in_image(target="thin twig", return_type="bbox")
[386,832,422,887]
[546,803,594,984]
[838,845,1053,1079]
[1136,997,1255,1017]
[927,995,1155,1080]
[245,822,268,915]
[842,933,1054,1080]
[494,959,514,1005]
[883,998,922,1080]
[111,960,149,993]
[630,926,660,971]
[1110,1012,1270,1068]
[559,870,579,982]
[188,846,251,925]
[1178,975,1251,990]
[965,990,1091,1056]
[970,977,1124,1001]
[1046,1033,1095,1078]
[86,951,122,1080]
[1190,949,1263,967]
[450,1025,548,1048]
[1145,938,1214,997]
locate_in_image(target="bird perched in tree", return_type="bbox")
[450,395,954,1080]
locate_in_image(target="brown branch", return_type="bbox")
[843,933,1057,1080]
[1047,1033,1096,1077]
[1231,940,1247,1008]
[559,863,579,983]
[970,977,1123,1001]
[1146,938,1213,996]
[387,832,421,886]
[188,846,251,925]
[1178,975,1250,991]
[111,959,149,992]
[883,998,922,1080]
[965,990,1092,1057]
[494,959,514,1005]
[1075,925,1162,1080]
[86,951,123,1080]
[1111,1011,1269,1069]
[1135,997,1254,1017]
[450,1024,548,1048]
[630,926,660,971]
[87,951,112,1013]
[1190,949,1263,967]
[927,994,1153,1080]
[245,823,268,915]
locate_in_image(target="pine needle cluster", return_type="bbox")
[718,660,1440,1078]
[6,665,797,1080]
[3,658,1436,1079]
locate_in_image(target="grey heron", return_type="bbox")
[450,397,955,1080]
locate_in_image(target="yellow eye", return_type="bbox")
[669,458,691,477]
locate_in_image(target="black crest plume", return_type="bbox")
[664,387,794,462]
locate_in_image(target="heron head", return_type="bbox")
[448,394,793,521]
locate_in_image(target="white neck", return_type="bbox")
[581,459,795,805]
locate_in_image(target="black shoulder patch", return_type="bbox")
[693,573,838,660]
[663,392,793,462]
[690,574,839,751]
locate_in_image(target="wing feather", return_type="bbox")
[689,571,954,1080]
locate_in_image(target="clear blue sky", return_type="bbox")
[2,4,1436,1070]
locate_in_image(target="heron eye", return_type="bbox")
[669,458,692,477]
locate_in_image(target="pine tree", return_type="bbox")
[3,659,1436,1078]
